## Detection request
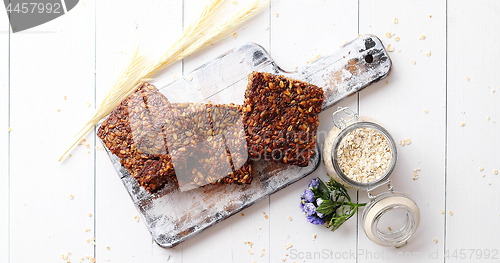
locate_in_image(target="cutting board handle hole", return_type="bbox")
[365,54,374,63]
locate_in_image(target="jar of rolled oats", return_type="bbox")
[323,107,420,248]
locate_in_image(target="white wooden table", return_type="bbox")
[2,0,500,262]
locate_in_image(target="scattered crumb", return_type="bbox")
[241,213,244,216]
[449,211,454,216]
[483,174,486,178]
[393,18,398,24]
[426,50,431,57]
[248,250,254,255]
[479,167,484,171]
[262,248,265,251]
[493,90,496,93]
[494,170,498,175]
[385,81,389,85]
[434,239,438,243]
[313,234,317,240]
[288,216,292,221]
[430,15,433,18]
[286,234,290,239]
[386,32,393,38]
[8,127,11,131]
[440,209,445,214]
[265,215,268,219]
[387,44,394,52]
[248,242,253,247]
[134,215,140,222]
[424,109,429,114]
[460,122,465,127]
[259,227,262,230]
[61,254,68,260]
[232,32,237,38]
[488,182,492,186]
[412,59,416,65]
[394,36,400,42]
[275,13,279,18]
[466,77,470,81]
[306,54,321,64]
[400,137,412,146]
[398,49,401,52]
[63,95,67,100]
[281,257,286,262]
[487,116,491,120]
[57,109,61,112]
[388,227,392,231]
[68,154,72,157]
[23,203,26,206]
[89,256,96,263]
[196,86,201,90]
[87,102,91,107]
[68,195,74,200]
[419,34,426,40]
[88,213,92,217]
[265,25,269,31]
[106,246,110,250]
[232,1,238,4]
[186,75,193,81]
[260,252,265,257]
[412,168,421,180]
[85,228,90,232]
[285,244,293,250]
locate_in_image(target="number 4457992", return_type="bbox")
[5,3,61,14]
[445,249,498,260]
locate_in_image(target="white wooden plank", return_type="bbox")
[357,0,446,261]
[180,0,271,262]
[269,1,358,263]
[8,1,96,262]
[94,0,183,262]
[0,8,9,263]
[447,1,500,259]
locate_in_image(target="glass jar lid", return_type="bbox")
[361,184,420,247]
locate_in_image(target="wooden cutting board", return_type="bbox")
[100,34,391,247]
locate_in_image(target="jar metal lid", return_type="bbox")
[362,191,420,247]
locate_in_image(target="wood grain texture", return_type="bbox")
[447,0,500,257]
[8,1,96,262]
[358,0,447,262]
[1,9,9,263]
[269,1,359,263]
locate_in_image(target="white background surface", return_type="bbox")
[1,0,500,262]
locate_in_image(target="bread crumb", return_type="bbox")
[434,239,438,243]
[186,75,193,81]
[68,153,72,157]
[394,36,400,42]
[426,50,431,57]
[8,127,11,131]
[285,244,293,250]
[275,13,279,17]
[63,95,67,100]
[68,195,74,200]
[87,102,91,107]
[232,32,237,38]
[232,1,238,4]
[57,109,61,112]
[88,213,92,217]
[387,44,394,52]
[440,209,445,214]
[430,15,433,18]
[134,215,140,222]
[479,167,484,171]
[424,109,429,114]
[460,122,465,127]
[265,215,268,219]
[281,257,286,262]
[412,59,416,65]
[313,234,317,239]
[466,77,470,81]
[449,211,454,216]
[248,242,253,247]
[483,174,486,177]
[385,81,389,85]
[494,170,498,175]
[419,34,426,40]
[488,182,492,186]
[260,252,265,257]
[248,250,254,255]
[241,213,244,216]
[85,228,90,232]
[306,54,321,64]
[386,32,393,38]
[388,227,392,231]
[288,216,292,221]
[393,18,398,24]
[106,246,110,250]
[196,86,201,90]
[493,89,496,93]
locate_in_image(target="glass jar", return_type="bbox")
[323,107,420,248]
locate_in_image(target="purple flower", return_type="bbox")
[307,215,325,225]
[308,178,319,189]
[316,212,324,218]
[316,198,324,207]
[302,189,315,202]
[300,200,305,212]
[303,203,316,216]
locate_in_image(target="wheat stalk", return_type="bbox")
[60,0,268,161]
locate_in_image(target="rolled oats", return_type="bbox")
[337,128,391,183]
